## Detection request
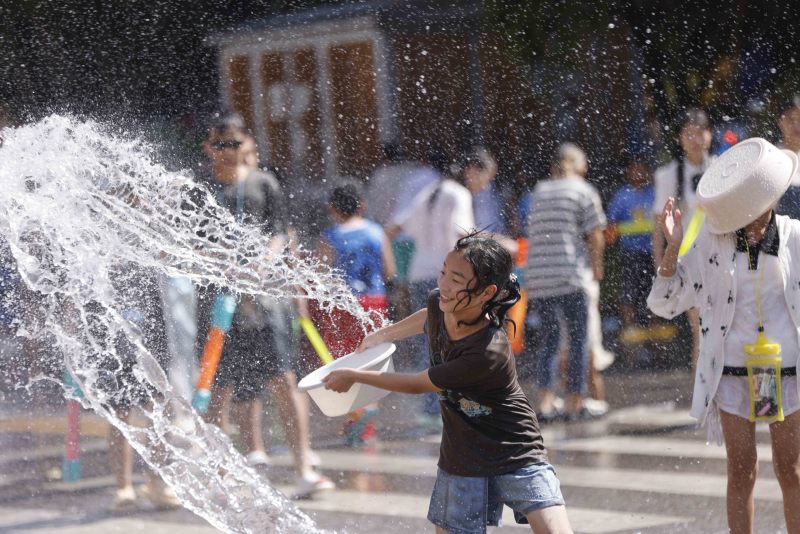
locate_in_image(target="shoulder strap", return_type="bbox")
[675,158,685,201]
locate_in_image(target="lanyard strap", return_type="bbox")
[744,241,766,333]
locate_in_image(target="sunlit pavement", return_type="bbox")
[0,371,790,533]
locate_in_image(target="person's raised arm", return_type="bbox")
[323,307,435,395]
[322,368,439,395]
[652,216,666,267]
[358,308,427,352]
[656,197,683,277]
[646,197,698,320]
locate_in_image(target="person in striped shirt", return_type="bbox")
[525,143,606,421]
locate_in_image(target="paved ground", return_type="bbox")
[0,371,791,533]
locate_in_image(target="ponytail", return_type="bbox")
[452,232,520,331]
[486,273,521,331]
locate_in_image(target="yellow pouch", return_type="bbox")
[745,332,783,423]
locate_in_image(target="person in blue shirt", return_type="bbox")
[606,157,656,338]
[313,179,396,446]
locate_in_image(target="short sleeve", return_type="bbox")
[391,182,434,228]
[581,186,606,233]
[427,346,501,391]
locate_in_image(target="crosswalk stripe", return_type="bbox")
[555,465,781,501]
[273,486,693,533]
[270,448,782,501]
[41,474,695,533]
[554,435,774,462]
[0,507,218,533]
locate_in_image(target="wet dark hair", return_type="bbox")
[330,180,364,216]
[451,231,521,330]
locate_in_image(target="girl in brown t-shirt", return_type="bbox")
[323,233,573,534]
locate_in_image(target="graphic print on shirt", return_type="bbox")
[436,388,493,418]
[430,341,492,418]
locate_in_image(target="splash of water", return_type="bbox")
[0,115,380,533]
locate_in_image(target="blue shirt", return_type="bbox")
[323,219,386,297]
[607,184,655,253]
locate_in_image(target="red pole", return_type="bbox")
[62,399,81,481]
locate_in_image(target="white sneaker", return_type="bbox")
[246,450,270,467]
[582,398,610,419]
[292,471,335,500]
[246,450,271,479]
[111,485,138,513]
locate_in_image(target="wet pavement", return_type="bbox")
[0,370,791,533]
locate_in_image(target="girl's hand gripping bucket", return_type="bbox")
[297,343,396,417]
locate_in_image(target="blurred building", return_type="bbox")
[208,0,549,186]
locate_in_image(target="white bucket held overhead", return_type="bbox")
[297,343,396,417]
[697,137,799,234]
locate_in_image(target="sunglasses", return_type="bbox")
[211,139,243,151]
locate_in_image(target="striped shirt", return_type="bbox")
[525,176,606,298]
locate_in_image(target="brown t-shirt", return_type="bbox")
[425,290,548,477]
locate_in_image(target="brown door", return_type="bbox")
[328,41,381,179]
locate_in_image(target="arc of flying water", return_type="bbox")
[0,115,380,533]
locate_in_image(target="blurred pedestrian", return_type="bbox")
[101,264,180,513]
[386,148,475,429]
[365,141,420,228]
[0,236,22,387]
[648,138,800,533]
[525,143,606,421]
[385,146,449,318]
[199,114,332,498]
[365,142,425,319]
[777,94,800,220]
[160,274,197,403]
[309,180,395,447]
[651,108,714,370]
[462,146,506,234]
[606,157,656,364]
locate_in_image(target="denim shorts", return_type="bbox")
[427,463,565,534]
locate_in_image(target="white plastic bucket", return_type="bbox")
[297,342,396,417]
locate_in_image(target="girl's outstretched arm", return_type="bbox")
[322,369,439,394]
[323,307,433,394]
[358,308,427,352]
